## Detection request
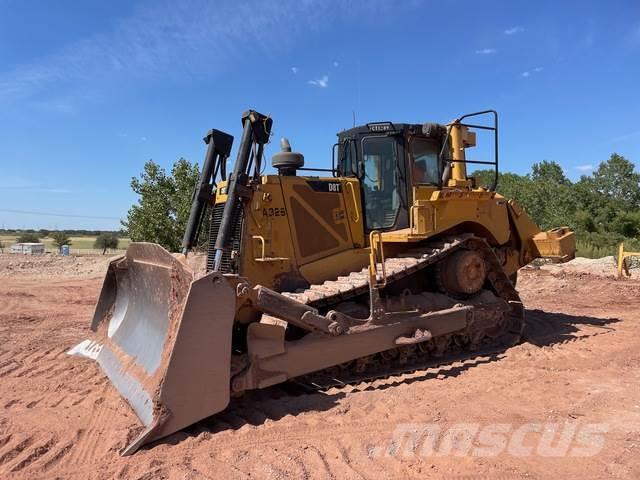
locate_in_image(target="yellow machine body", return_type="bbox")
[72,109,576,455]
[222,175,574,293]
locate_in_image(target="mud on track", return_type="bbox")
[1,256,640,479]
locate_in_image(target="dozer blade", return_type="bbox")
[68,243,235,455]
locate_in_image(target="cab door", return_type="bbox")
[359,135,408,233]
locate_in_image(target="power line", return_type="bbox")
[0,208,121,220]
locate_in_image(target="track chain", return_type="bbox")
[279,235,524,391]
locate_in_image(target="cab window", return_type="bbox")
[410,137,440,185]
[361,136,400,230]
[338,139,357,176]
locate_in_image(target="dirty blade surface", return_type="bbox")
[69,243,235,454]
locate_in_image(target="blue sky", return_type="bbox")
[1,0,639,230]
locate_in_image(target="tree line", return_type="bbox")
[474,153,640,257]
[4,231,120,254]
[1,228,125,237]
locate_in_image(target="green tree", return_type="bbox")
[476,154,640,257]
[527,161,577,230]
[591,153,640,209]
[94,233,119,254]
[16,232,39,243]
[572,154,640,237]
[39,229,50,238]
[496,172,535,208]
[573,210,597,233]
[612,211,640,238]
[531,160,570,185]
[0,240,4,252]
[51,231,72,253]
[473,169,531,201]
[122,158,202,252]
[476,161,579,230]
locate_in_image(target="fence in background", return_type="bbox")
[43,248,127,256]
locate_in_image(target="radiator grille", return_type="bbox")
[206,202,243,273]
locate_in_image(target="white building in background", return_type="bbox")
[10,243,45,255]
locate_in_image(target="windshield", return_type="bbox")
[410,137,441,185]
[361,136,400,230]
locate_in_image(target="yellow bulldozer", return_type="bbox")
[71,109,575,454]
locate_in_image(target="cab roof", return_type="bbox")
[337,122,446,140]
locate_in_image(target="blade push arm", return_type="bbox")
[213,110,272,271]
[181,129,234,255]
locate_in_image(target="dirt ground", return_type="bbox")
[1,254,639,479]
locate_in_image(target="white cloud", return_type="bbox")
[141,136,147,141]
[291,66,298,74]
[575,164,594,172]
[30,96,78,114]
[0,0,355,105]
[308,74,329,88]
[475,48,497,55]
[43,188,73,194]
[333,61,339,67]
[521,67,543,78]
[0,176,72,193]
[611,129,640,143]
[504,26,524,35]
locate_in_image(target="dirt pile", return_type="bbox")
[535,255,619,278]
[0,251,209,280]
[185,252,207,278]
[0,253,113,278]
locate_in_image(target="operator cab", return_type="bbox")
[335,121,447,233]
